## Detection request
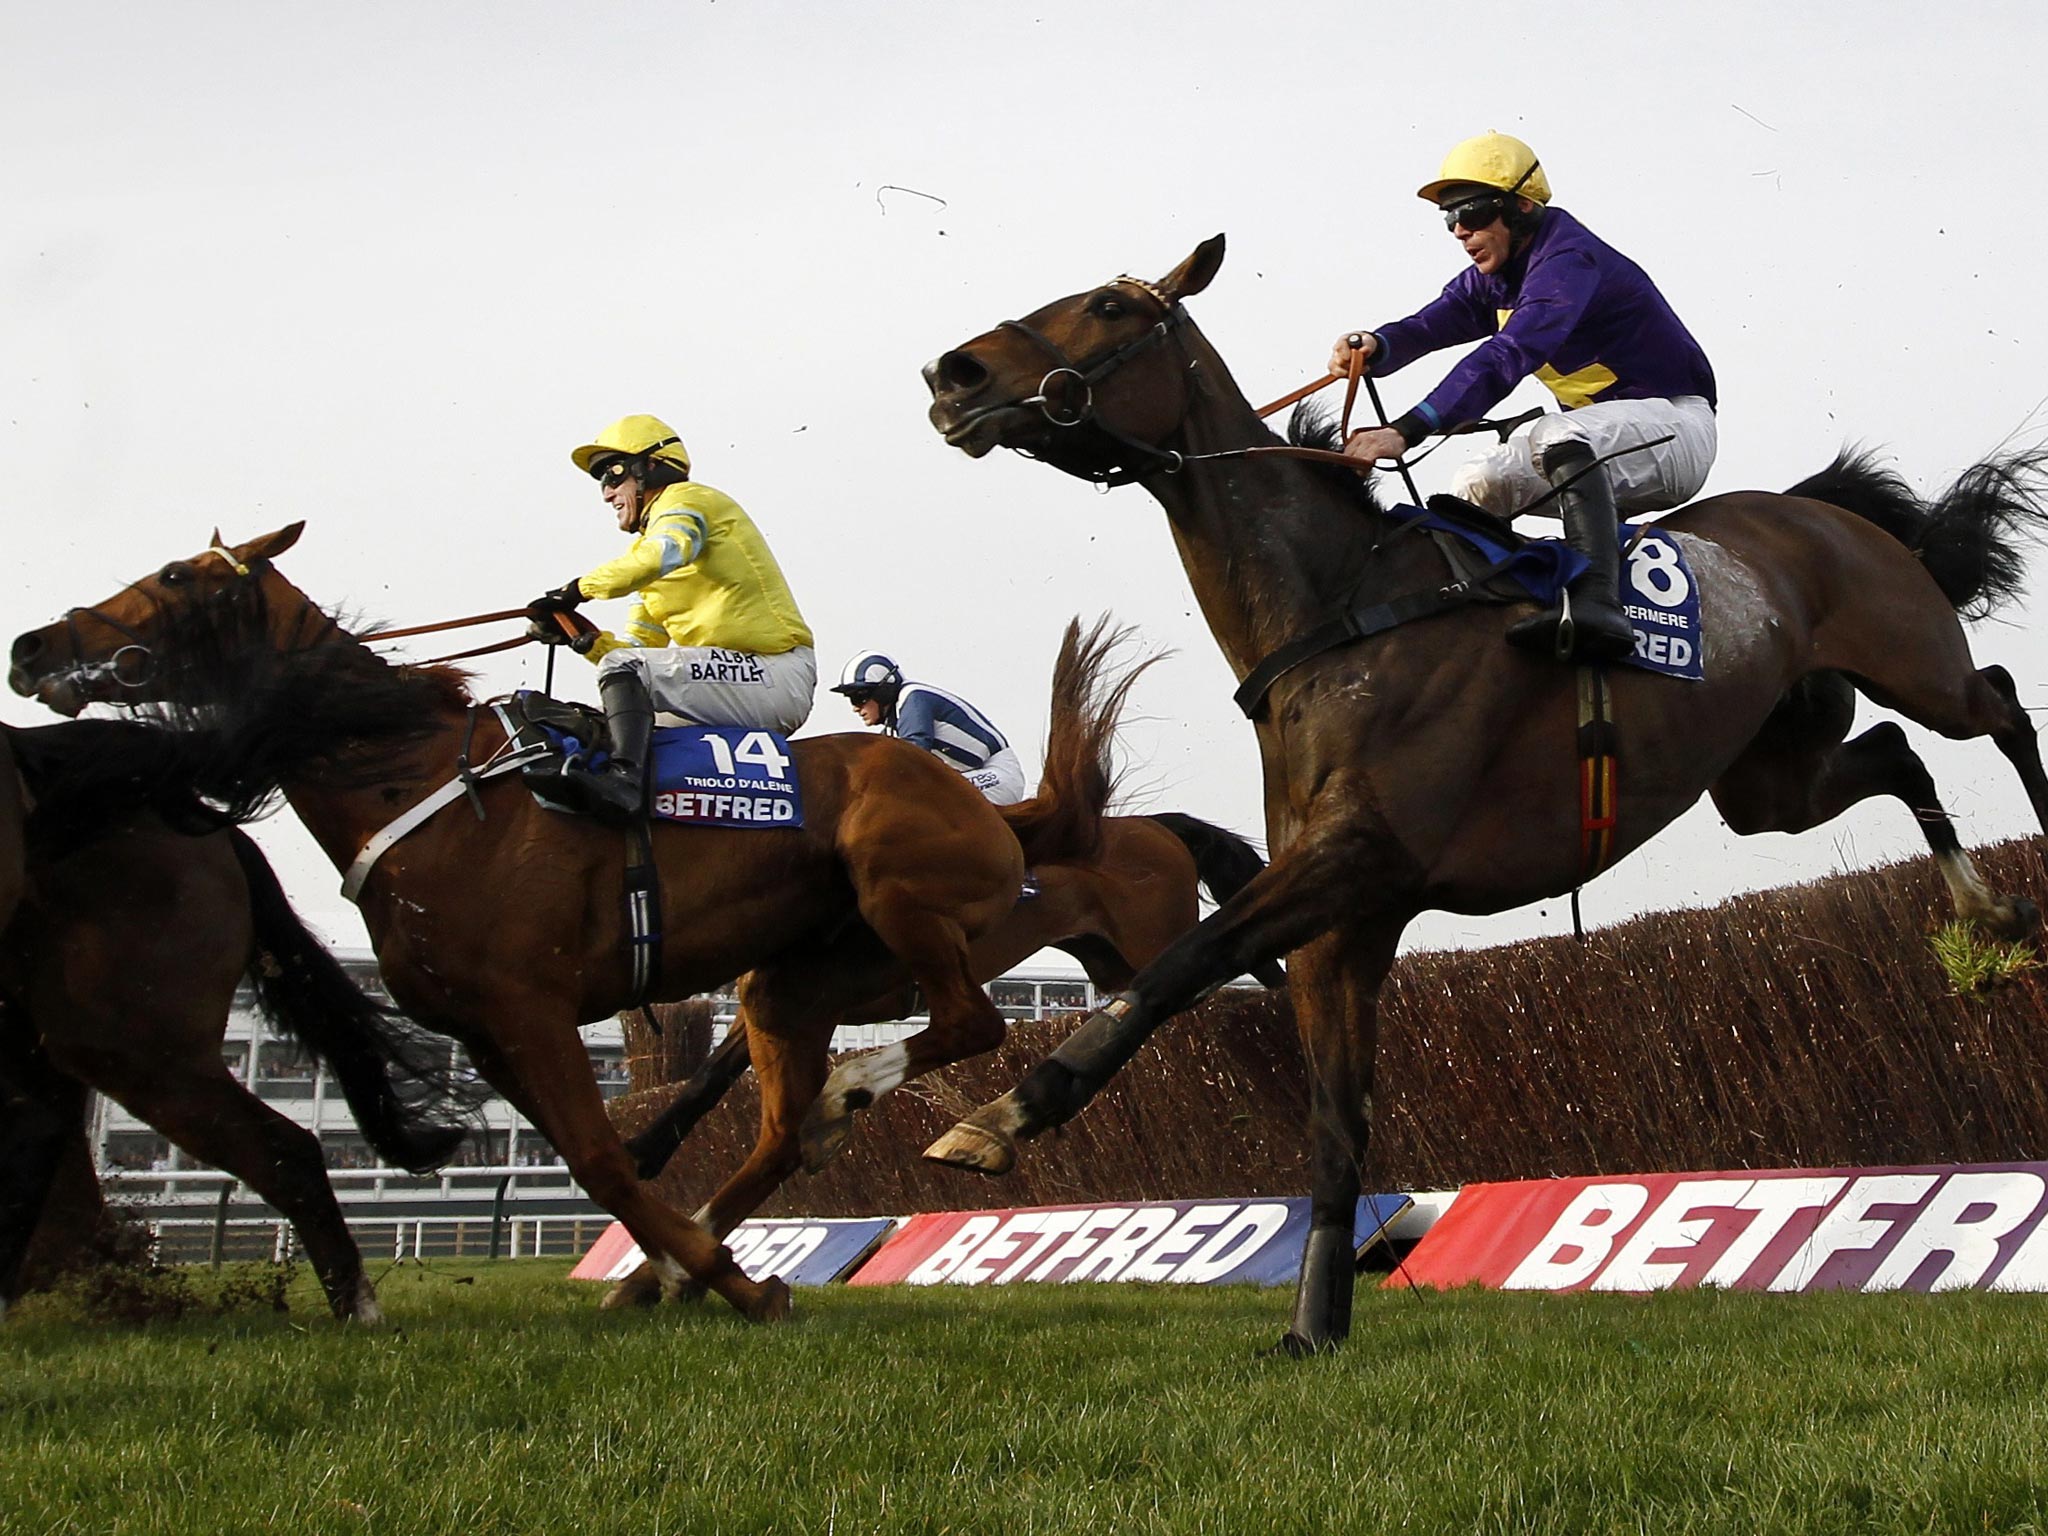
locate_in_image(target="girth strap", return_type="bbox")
[340,745,549,902]
[1576,665,1619,881]
[1231,549,1527,720]
[622,817,664,1008]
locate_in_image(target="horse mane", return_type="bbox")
[8,717,271,855]
[1787,444,2048,619]
[1286,398,1390,520]
[149,581,474,787]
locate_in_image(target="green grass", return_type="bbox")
[1928,919,2041,995]
[6,1261,2048,1534]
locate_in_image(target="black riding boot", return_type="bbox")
[566,668,653,822]
[1505,442,1637,663]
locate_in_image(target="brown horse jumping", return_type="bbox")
[9,526,1134,1323]
[1,709,473,1322]
[921,234,2048,1352]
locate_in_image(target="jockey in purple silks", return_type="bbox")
[1331,131,1718,663]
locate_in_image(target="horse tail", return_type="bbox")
[227,829,478,1174]
[1787,445,2048,618]
[1143,811,1266,903]
[1144,811,1288,988]
[1000,617,1156,867]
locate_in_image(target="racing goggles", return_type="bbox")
[1441,194,1512,233]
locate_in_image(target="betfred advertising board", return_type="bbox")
[570,1216,896,1286]
[1392,1164,2048,1294]
[848,1195,1411,1288]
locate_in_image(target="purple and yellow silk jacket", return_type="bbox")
[1372,206,1716,437]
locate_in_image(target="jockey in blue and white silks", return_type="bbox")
[831,652,1029,806]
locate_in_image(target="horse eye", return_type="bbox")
[159,562,191,585]
[1091,295,1125,319]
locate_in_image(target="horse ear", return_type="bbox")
[239,523,306,561]
[1158,235,1226,303]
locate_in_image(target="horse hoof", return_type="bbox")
[1259,1330,1337,1360]
[600,1263,665,1310]
[625,1135,668,1181]
[799,1110,853,1173]
[2002,897,2042,941]
[924,1120,1016,1176]
[749,1277,793,1324]
[662,1276,709,1306]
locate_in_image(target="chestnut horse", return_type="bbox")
[10,526,1133,1323]
[921,234,2048,1353]
[1,703,475,1322]
[622,807,1278,1182]
[605,806,1276,1307]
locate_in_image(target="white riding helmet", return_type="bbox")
[832,651,904,698]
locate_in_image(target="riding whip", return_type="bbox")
[1348,335,1425,509]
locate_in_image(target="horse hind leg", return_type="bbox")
[1976,664,2048,836]
[1712,713,2037,940]
[800,904,1006,1172]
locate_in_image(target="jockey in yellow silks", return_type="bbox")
[526,414,816,820]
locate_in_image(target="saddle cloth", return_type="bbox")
[496,691,806,829]
[1414,500,1704,680]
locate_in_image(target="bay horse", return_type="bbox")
[605,806,1277,1306]
[9,526,1135,1323]
[921,234,2048,1353]
[1,696,476,1322]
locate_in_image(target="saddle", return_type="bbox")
[493,691,807,830]
[495,691,611,817]
[1419,495,1541,602]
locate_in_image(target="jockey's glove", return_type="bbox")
[524,579,588,621]
[526,613,599,653]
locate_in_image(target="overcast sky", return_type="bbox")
[6,1,2046,964]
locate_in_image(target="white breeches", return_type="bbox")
[598,645,817,734]
[1450,395,1718,520]
[954,745,1029,806]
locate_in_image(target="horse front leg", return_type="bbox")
[925,820,1378,1176]
[462,1022,788,1324]
[0,1040,83,1317]
[1273,923,1399,1357]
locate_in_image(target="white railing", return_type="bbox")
[99,1163,584,1202]
[138,1211,609,1265]
[100,1165,611,1267]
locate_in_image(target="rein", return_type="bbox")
[998,284,1539,490]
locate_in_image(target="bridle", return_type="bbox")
[50,545,339,699]
[988,276,1201,487]
[975,277,1417,490]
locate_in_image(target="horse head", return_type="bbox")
[924,235,1228,483]
[10,523,313,716]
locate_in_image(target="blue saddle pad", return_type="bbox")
[647,726,804,828]
[1407,507,1704,680]
[535,720,805,828]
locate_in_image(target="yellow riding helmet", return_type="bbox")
[570,413,692,476]
[1416,131,1552,207]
